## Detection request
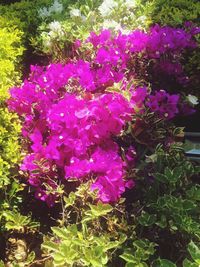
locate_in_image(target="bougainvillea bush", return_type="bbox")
[0,0,200,266]
[31,0,200,102]
[8,26,200,206]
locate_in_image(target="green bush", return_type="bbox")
[0,14,39,240]
[0,108,21,186]
[40,143,200,266]
[0,13,41,266]
[42,184,129,266]
[0,0,76,44]
[132,143,200,265]
[0,0,50,32]
[0,17,24,101]
[0,16,23,196]
[150,0,200,27]
[0,15,23,186]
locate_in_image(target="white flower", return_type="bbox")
[121,28,131,35]
[38,7,51,18]
[98,0,117,17]
[102,19,121,30]
[49,0,63,14]
[81,15,87,22]
[38,0,63,18]
[48,21,64,38]
[187,94,199,105]
[125,0,136,8]
[137,15,147,24]
[102,20,130,34]
[69,8,82,18]
[49,21,62,31]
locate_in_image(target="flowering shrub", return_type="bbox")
[33,0,200,60]
[8,62,134,206]
[33,0,152,59]
[86,25,199,92]
[31,0,200,101]
[8,25,199,207]
[0,0,200,267]
[0,0,72,72]
[33,22,200,96]
[1,1,200,266]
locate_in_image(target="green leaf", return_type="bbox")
[188,241,200,262]
[172,167,182,182]
[138,211,157,226]
[133,239,156,253]
[103,240,120,251]
[94,246,104,257]
[42,241,59,252]
[183,258,198,267]
[126,262,148,267]
[194,166,200,174]
[119,233,127,244]
[64,192,76,207]
[89,203,113,217]
[156,215,167,228]
[100,253,108,265]
[152,258,177,267]
[164,167,173,180]
[60,243,78,262]
[154,173,168,183]
[186,186,200,201]
[182,200,197,211]
[54,253,66,266]
[120,252,136,263]
[125,263,136,267]
[52,227,67,239]
[67,224,78,235]
[89,258,103,267]
[26,251,35,264]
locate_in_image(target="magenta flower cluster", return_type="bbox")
[8,24,199,206]
[86,24,199,88]
[147,90,180,119]
[9,63,136,205]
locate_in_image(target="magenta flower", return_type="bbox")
[147,90,180,119]
[131,87,148,109]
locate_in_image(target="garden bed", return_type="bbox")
[0,0,200,266]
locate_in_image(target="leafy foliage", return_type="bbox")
[183,241,200,267]
[0,12,39,267]
[0,0,200,266]
[151,0,200,26]
[120,239,157,267]
[132,144,200,264]
[0,16,24,228]
[0,16,24,101]
[42,185,128,266]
